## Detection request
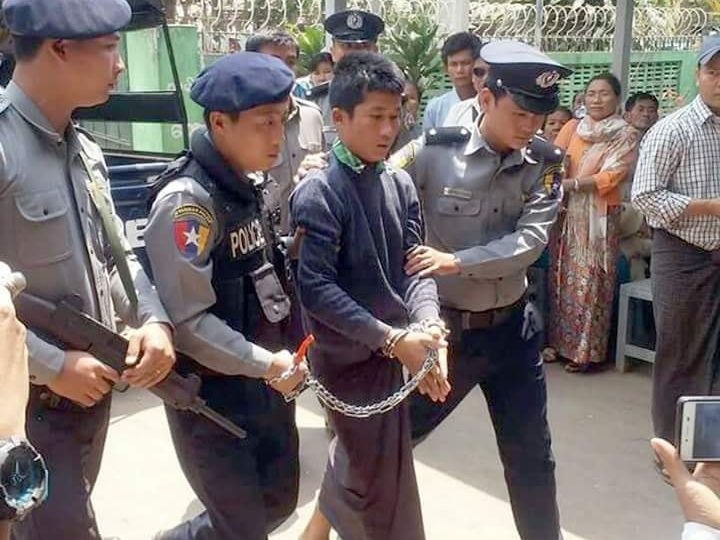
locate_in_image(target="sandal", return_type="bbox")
[564,361,590,373]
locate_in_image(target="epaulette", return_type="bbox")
[388,136,424,170]
[526,134,564,165]
[425,126,471,146]
[305,81,330,101]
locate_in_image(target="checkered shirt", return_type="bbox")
[632,95,720,251]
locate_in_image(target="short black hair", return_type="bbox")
[441,32,483,65]
[245,30,299,56]
[329,51,404,115]
[309,51,333,72]
[625,91,659,112]
[13,35,45,62]
[203,109,240,131]
[586,72,622,97]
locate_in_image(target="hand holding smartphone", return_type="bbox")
[676,397,720,462]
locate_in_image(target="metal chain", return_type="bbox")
[282,321,442,418]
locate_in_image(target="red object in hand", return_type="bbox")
[294,335,315,365]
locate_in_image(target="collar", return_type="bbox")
[4,81,65,143]
[690,95,719,125]
[190,128,257,202]
[332,140,385,174]
[464,113,525,168]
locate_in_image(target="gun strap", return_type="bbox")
[78,152,139,308]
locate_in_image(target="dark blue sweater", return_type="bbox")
[290,157,440,375]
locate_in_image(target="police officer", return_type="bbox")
[0,1,176,539]
[401,41,571,540]
[245,30,325,235]
[306,9,385,147]
[144,52,306,540]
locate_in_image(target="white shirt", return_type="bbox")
[683,522,720,540]
[443,97,482,128]
[422,89,461,130]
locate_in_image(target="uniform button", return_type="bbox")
[493,208,499,213]
[454,205,460,212]
[42,209,49,216]
[292,153,297,158]
[272,304,280,313]
[80,208,85,214]
[498,277,503,282]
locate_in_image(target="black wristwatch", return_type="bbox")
[0,437,48,521]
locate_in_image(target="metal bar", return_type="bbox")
[162,22,190,149]
[611,0,634,101]
[535,0,543,48]
[325,0,348,48]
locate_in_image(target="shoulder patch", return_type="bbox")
[425,126,471,146]
[526,134,564,165]
[388,137,424,170]
[541,163,563,200]
[173,203,213,258]
[306,81,330,100]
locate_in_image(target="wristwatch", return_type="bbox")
[0,437,48,521]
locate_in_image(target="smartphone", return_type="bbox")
[676,396,720,462]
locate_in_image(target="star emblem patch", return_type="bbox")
[172,204,213,258]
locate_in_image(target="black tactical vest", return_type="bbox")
[149,130,291,353]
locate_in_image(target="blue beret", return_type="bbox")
[324,10,384,44]
[3,0,132,39]
[190,52,295,113]
[481,40,573,115]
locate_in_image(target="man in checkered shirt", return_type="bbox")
[632,34,720,447]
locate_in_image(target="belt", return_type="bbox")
[443,296,526,331]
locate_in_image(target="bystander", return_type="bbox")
[632,34,720,445]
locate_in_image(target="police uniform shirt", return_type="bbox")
[144,144,276,377]
[266,97,324,234]
[412,119,562,312]
[0,82,171,384]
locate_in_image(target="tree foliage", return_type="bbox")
[381,12,447,98]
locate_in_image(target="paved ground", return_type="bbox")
[93,361,683,540]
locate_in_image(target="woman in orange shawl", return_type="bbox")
[546,73,639,372]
